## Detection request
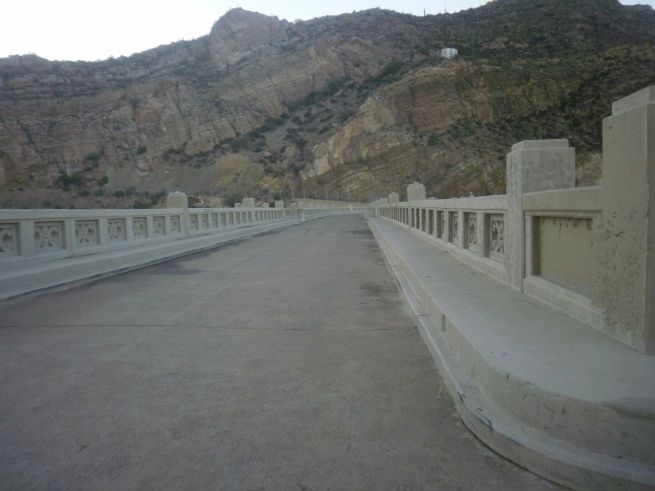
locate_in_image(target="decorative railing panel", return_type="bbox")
[189,215,199,232]
[133,217,147,239]
[169,216,181,234]
[465,213,477,249]
[489,214,504,261]
[450,212,459,243]
[0,223,18,255]
[75,220,99,247]
[438,211,444,239]
[108,218,127,242]
[153,216,165,237]
[34,221,64,253]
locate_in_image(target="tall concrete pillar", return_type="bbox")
[593,86,655,353]
[167,191,190,237]
[406,182,426,202]
[167,191,188,209]
[505,140,575,291]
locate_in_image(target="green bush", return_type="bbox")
[339,110,354,123]
[85,152,102,164]
[227,138,245,152]
[223,189,244,207]
[56,173,85,191]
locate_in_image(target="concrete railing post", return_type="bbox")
[406,182,426,202]
[593,86,655,353]
[505,140,575,291]
[17,221,35,257]
[167,192,189,237]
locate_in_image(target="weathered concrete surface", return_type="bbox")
[505,139,575,291]
[595,86,655,353]
[370,216,655,490]
[406,182,426,202]
[535,216,593,296]
[241,197,255,208]
[0,215,558,490]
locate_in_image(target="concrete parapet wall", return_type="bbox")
[0,203,365,301]
[0,201,289,265]
[375,85,655,354]
[0,220,297,303]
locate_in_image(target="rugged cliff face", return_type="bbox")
[1,0,654,207]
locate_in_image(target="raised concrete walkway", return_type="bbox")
[369,216,655,490]
[0,215,557,490]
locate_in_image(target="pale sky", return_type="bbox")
[1,0,653,61]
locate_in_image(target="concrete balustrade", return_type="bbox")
[0,194,364,301]
[370,86,655,490]
[379,194,510,284]
[0,196,289,263]
[376,86,655,354]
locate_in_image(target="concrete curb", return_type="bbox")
[368,217,655,491]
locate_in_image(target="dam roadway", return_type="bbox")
[0,215,558,490]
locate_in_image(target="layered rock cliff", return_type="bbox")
[1,0,654,207]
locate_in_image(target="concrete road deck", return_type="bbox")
[0,215,559,490]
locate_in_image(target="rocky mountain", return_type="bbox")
[1,0,654,207]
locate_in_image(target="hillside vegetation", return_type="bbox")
[0,0,653,207]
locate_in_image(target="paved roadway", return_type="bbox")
[0,215,559,490]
